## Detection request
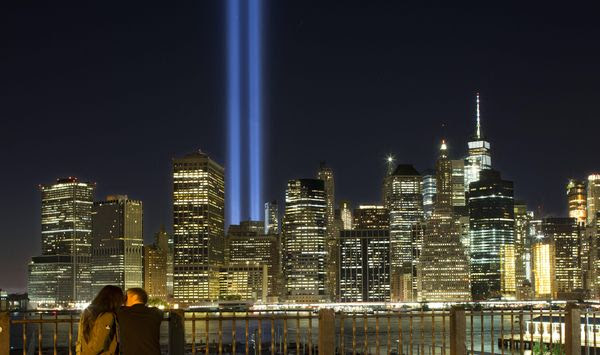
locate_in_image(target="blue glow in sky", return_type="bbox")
[227,0,241,225]
[248,0,262,221]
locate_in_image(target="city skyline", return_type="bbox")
[3,2,600,292]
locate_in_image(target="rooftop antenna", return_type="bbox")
[476,92,481,139]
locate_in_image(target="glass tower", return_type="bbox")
[567,179,587,225]
[383,164,423,301]
[587,174,600,226]
[172,151,225,304]
[28,177,95,307]
[469,169,515,300]
[464,93,492,192]
[91,195,143,294]
[282,179,327,302]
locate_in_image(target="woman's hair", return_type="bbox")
[81,285,123,342]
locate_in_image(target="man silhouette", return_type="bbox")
[116,288,163,355]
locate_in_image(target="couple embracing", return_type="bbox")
[76,286,164,355]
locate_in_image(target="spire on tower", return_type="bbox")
[476,92,481,139]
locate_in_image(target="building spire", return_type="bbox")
[476,92,481,139]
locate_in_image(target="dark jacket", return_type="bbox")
[116,304,163,355]
[76,312,118,355]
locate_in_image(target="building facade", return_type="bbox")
[143,227,170,301]
[588,174,600,226]
[226,221,281,300]
[464,93,492,192]
[282,179,327,302]
[532,241,557,299]
[317,163,339,301]
[469,169,515,300]
[339,230,391,302]
[28,177,95,307]
[353,205,389,230]
[383,164,423,301]
[567,179,587,225]
[91,195,143,294]
[264,200,280,234]
[172,151,225,304]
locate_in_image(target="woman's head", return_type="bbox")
[82,285,123,342]
[90,285,124,312]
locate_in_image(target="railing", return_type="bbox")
[0,303,597,355]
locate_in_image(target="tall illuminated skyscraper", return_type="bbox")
[469,169,514,300]
[282,179,327,302]
[91,195,143,294]
[567,179,587,225]
[339,200,353,230]
[264,200,280,234]
[588,174,600,226]
[144,229,169,301]
[421,170,436,219]
[450,159,466,209]
[317,162,338,300]
[464,93,492,192]
[513,202,532,299]
[532,240,557,299]
[28,177,95,307]
[418,140,470,302]
[339,230,390,302]
[542,217,583,299]
[172,151,225,304]
[383,164,423,301]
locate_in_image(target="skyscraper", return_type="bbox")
[353,205,389,230]
[383,164,423,301]
[469,169,514,300]
[28,177,95,307]
[542,217,583,299]
[531,240,557,299]
[282,179,327,302]
[567,179,587,225]
[513,202,532,299]
[450,159,466,209]
[339,200,353,230]
[418,140,471,302]
[464,93,492,192]
[144,229,169,301]
[588,174,600,226]
[264,200,280,234]
[317,163,338,301]
[339,230,391,302]
[91,195,143,294]
[172,151,225,304]
[226,221,282,300]
[421,170,436,219]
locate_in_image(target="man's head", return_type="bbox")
[125,288,148,307]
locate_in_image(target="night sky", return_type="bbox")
[2,1,600,292]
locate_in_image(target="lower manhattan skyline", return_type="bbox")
[2,1,600,295]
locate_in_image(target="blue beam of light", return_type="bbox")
[227,0,241,225]
[248,0,262,221]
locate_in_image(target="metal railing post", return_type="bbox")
[450,306,466,355]
[169,310,185,355]
[0,312,9,355]
[318,309,335,355]
[565,303,581,355]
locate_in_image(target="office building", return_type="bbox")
[339,230,391,302]
[532,240,557,299]
[172,151,225,304]
[91,195,143,294]
[542,217,583,299]
[143,230,169,301]
[317,162,339,301]
[28,177,95,307]
[588,174,600,226]
[418,141,470,302]
[353,205,389,230]
[469,170,514,300]
[338,200,353,230]
[219,264,267,302]
[226,221,281,300]
[264,200,279,234]
[464,93,492,191]
[282,179,327,302]
[513,203,532,299]
[421,170,436,219]
[567,179,587,225]
[383,164,423,301]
